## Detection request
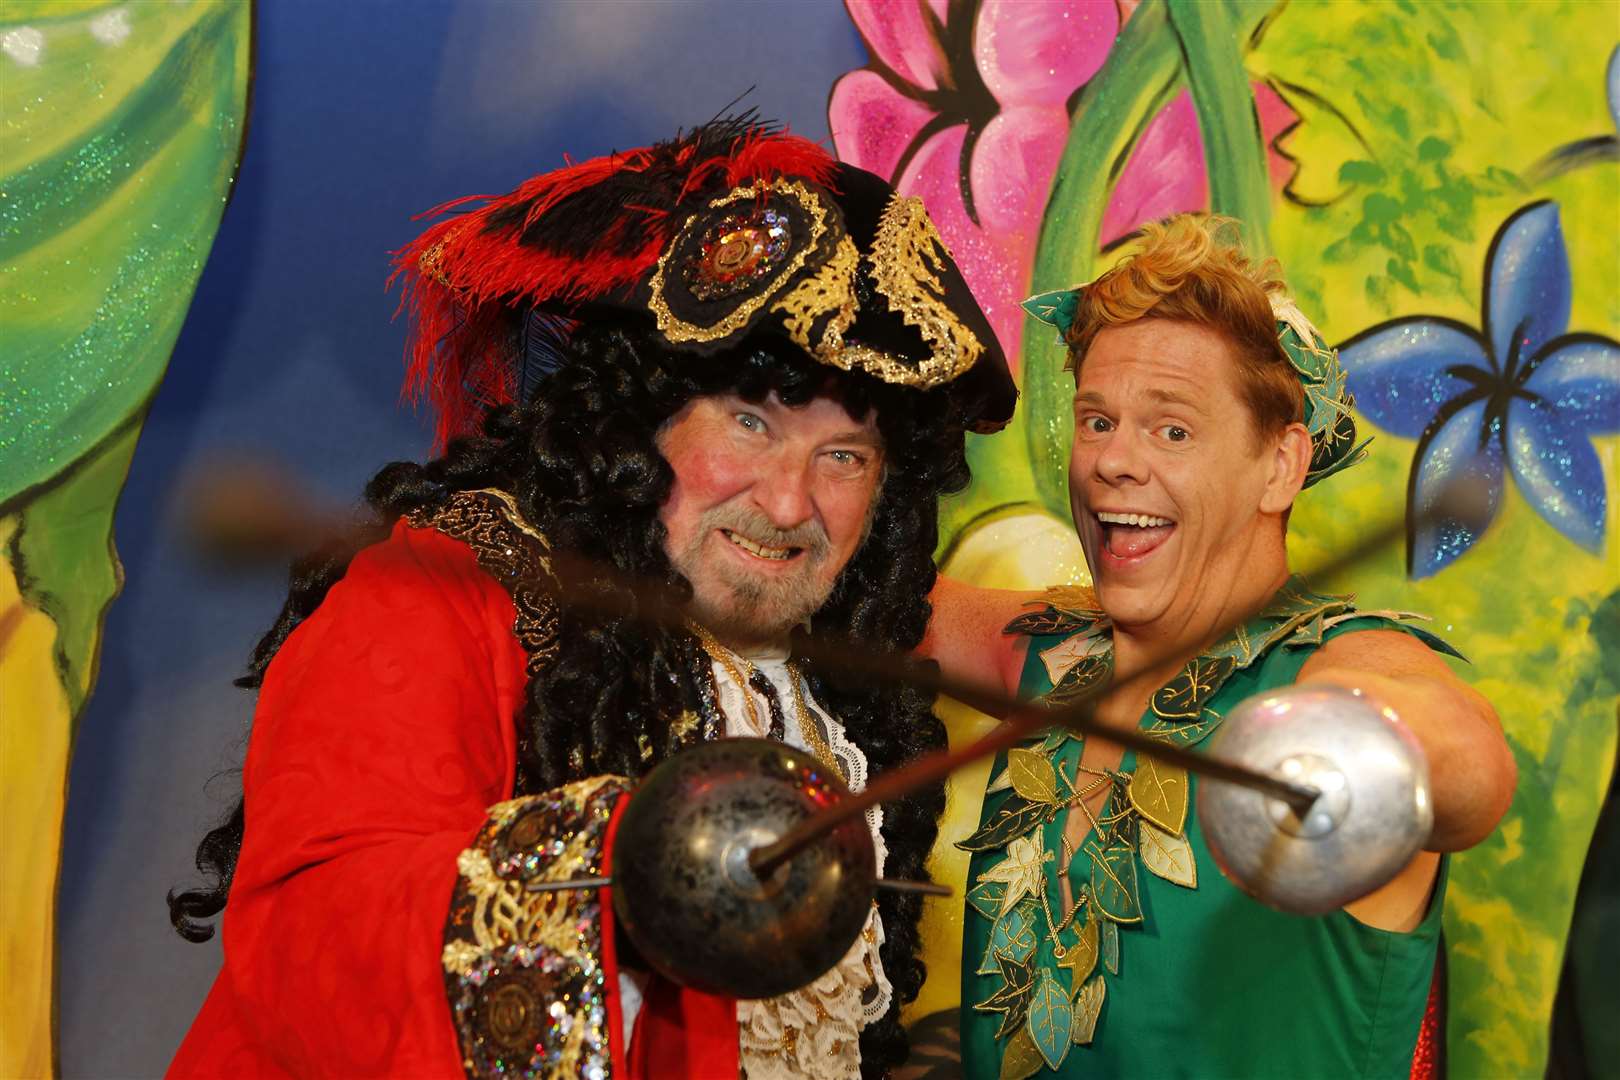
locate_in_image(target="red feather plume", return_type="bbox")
[390,120,838,448]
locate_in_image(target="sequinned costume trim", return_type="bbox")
[646,178,840,346]
[442,776,630,1080]
[407,489,561,678]
[863,194,984,386]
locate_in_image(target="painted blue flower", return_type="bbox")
[1341,201,1620,578]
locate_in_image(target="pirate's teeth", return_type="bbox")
[724,530,793,560]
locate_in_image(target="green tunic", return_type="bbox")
[960,581,1450,1079]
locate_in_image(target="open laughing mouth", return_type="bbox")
[1094,510,1176,564]
[720,528,801,562]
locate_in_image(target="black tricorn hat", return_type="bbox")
[393,116,1016,447]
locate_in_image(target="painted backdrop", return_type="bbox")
[8,2,1614,1077]
[826,4,1618,1078]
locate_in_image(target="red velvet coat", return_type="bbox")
[169,519,737,1078]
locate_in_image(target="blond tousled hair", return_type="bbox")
[1064,216,1304,442]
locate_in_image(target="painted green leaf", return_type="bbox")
[10,421,141,715]
[0,1,250,504]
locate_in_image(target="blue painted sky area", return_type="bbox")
[56,4,865,1075]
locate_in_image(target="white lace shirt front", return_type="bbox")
[708,645,893,1080]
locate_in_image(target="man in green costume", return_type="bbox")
[923,216,1517,1077]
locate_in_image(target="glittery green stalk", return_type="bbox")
[1019,0,1283,522]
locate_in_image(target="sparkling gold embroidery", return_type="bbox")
[824,341,929,387]
[688,621,764,734]
[646,178,834,344]
[443,777,630,1079]
[865,194,984,386]
[442,939,484,978]
[408,489,562,676]
[772,233,859,361]
[669,709,701,742]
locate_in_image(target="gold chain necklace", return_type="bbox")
[686,624,846,782]
[786,661,845,782]
[687,622,764,735]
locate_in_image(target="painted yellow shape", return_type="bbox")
[0,517,71,1080]
[906,512,1087,1025]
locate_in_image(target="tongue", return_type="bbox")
[1106,524,1174,559]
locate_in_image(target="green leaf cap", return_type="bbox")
[1269,294,1370,487]
[1021,287,1083,344]
[1019,287,1369,488]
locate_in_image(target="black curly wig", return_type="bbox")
[170,319,973,1076]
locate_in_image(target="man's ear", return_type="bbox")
[1260,422,1312,514]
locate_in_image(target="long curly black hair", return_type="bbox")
[170,320,971,1076]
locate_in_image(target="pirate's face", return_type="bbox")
[657,390,884,649]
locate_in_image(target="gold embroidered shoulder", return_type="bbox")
[407,488,561,676]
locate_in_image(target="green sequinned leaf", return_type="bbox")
[1008,747,1060,804]
[1072,975,1107,1044]
[974,951,1036,1040]
[999,1027,1045,1080]
[1088,833,1142,923]
[1027,969,1074,1070]
[1139,819,1198,888]
[967,879,1008,920]
[1150,654,1238,720]
[957,796,1056,853]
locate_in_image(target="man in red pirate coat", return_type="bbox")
[165,117,1015,1079]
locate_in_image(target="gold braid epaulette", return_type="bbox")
[407,488,562,677]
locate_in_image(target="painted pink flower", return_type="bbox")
[829,0,1296,374]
